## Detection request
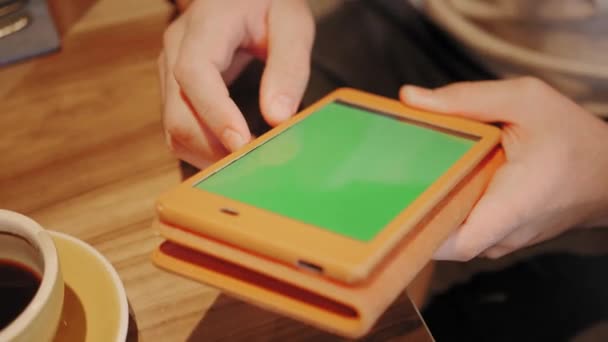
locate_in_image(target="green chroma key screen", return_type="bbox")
[195,100,476,241]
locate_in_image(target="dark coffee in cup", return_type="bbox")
[0,211,64,342]
[0,260,41,330]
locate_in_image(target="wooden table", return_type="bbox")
[0,1,434,340]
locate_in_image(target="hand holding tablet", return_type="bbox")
[400,78,608,260]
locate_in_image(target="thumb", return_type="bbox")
[399,78,549,124]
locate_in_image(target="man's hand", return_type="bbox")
[159,0,315,168]
[400,77,608,260]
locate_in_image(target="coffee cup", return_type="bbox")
[0,209,64,342]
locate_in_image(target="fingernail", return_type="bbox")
[268,95,295,123]
[222,128,246,152]
[401,85,432,101]
[401,86,444,110]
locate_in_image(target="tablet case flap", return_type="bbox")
[152,148,504,338]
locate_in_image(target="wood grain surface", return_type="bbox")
[0,1,434,340]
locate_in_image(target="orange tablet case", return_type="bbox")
[152,147,505,339]
[155,88,501,284]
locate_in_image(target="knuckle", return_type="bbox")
[454,249,476,262]
[453,246,479,262]
[501,233,531,251]
[165,135,180,155]
[162,128,179,154]
[163,22,181,47]
[501,238,523,250]
[484,249,503,260]
[164,117,195,147]
[172,54,187,77]
[173,57,195,85]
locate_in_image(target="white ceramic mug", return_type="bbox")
[0,210,64,342]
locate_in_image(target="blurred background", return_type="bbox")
[1,1,607,341]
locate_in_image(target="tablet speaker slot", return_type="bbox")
[220,207,239,216]
[297,260,324,275]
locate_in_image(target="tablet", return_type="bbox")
[156,88,501,284]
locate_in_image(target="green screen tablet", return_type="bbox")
[194,100,476,242]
